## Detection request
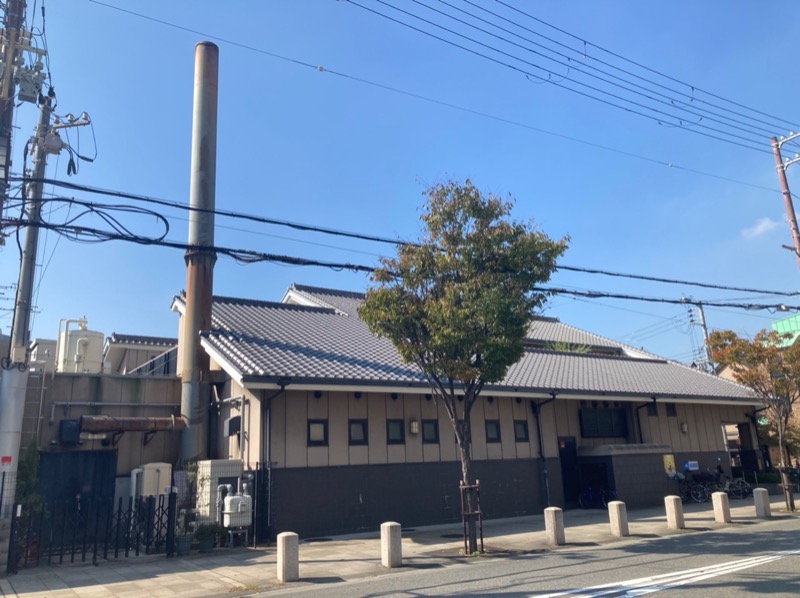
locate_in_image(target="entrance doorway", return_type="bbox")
[558,436,580,503]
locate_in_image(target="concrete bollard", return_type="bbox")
[544,507,565,546]
[277,532,299,583]
[608,501,629,537]
[664,495,685,530]
[712,491,731,524]
[381,521,402,568]
[753,488,771,519]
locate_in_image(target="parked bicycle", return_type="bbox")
[706,463,751,499]
[668,471,709,503]
[578,486,617,509]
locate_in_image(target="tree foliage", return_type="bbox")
[709,329,800,510]
[360,180,568,549]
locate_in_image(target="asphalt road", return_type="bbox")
[261,515,800,597]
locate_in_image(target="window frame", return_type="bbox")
[485,419,501,444]
[666,403,677,417]
[421,419,439,444]
[386,419,406,445]
[348,419,368,446]
[513,420,530,442]
[307,419,329,447]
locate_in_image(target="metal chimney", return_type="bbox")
[180,42,218,461]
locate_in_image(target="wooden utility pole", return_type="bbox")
[771,135,800,270]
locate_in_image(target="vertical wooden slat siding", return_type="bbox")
[385,392,406,463]
[271,392,287,468]
[471,400,489,461]
[439,399,457,462]
[328,391,348,466]
[421,394,441,462]
[405,394,424,463]
[368,393,387,464]
[498,397,515,459]
[306,391,329,467]
[284,391,307,468]
[349,392,369,466]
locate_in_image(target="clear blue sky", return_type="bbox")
[1,0,799,365]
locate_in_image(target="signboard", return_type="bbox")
[0,455,11,466]
[663,454,676,477]
[683,460,699,472]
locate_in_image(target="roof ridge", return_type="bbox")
[292,283,366,300]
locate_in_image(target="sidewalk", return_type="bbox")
[1,495,797,597]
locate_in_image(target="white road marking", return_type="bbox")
[534,549,800,597]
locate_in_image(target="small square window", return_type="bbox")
[666,403,677,417]
[308,420,328,447]
[646,402,658,417]
[349,419,368,445]
[422,419,439,444]
[514,420,529,442]
[387,419,405,444]
[485,420,501,443]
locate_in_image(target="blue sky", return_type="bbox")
[1,0,799,365]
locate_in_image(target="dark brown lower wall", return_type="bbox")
[610,450,730,508]
[271,459,547,539]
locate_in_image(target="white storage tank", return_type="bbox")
[56,318,104,373]
[223,494,252,528]
[136,462,172,497]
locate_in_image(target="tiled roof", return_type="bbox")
[193,285,756,403]
[107,333,177,347]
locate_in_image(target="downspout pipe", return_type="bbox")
[532,392,557,507]
[261,382,288,546]
[180,41,219,461]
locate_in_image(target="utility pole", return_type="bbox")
[0,92,51,574]
[0,0,27,243]
[771,135,800,270]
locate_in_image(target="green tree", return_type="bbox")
[359,180,568,552]
[709,329,800,511]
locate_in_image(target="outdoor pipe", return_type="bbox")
[50,401,179,424]
[79,415,186,433]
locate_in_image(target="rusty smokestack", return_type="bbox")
[180,42,218,461]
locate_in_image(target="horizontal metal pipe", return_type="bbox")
[79,415,186,433]
[50,401,179,424]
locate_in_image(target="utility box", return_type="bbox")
[137,462,172,497]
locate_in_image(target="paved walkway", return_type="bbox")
[1,494,797,597]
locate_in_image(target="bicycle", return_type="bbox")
[578,486,617,509]
[668,471,709,503]
[707,464,751,499]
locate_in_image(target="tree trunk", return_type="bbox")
[458,438,479,554]
[777,425,796,511]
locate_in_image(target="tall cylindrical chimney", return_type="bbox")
[180,42,219,461]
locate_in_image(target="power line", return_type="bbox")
[86,0,780,191]
[345,0,771,154]
[14,177,800,299]
[6,214,800,314]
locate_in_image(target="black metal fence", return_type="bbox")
[7,493,177,574]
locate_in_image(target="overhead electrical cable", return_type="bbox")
[345,0,771,153]
[419,0,776,141]
[87,1,781,189]
[492,0,800,131]
[6,214,800,314]
[15,177,800,299]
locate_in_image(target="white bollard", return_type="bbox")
[712,491,731,524]
[664,495,685,530]
[544,507,565,546]
[753,488,771,519]
[381,521,402,568]
[608,501,629,537]
[277,532,299,583]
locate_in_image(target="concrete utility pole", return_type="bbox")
[771,135,800,270]
[0,93,51,573]
[180,42,219,462]
[0,0,26,243]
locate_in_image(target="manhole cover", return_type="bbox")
[304,537,333,543]
[440,533,463,539]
